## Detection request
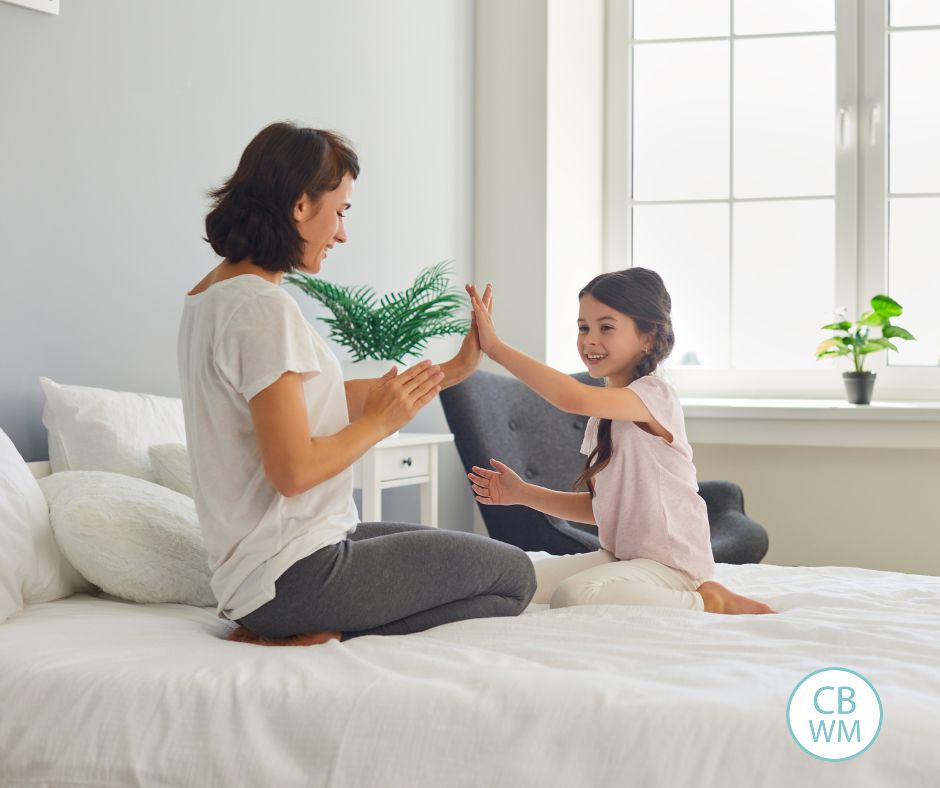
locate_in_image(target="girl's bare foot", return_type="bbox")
[225,624,342,646]
[696,581,777,615]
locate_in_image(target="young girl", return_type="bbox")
[465,268,775,615]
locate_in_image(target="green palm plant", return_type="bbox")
[285,260,471,363]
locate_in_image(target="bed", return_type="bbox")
[0,461,938,787]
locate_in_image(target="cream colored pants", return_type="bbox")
[531,550,706,612]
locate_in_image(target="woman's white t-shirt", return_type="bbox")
[177,274,359,621]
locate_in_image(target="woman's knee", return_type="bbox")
[501,546,537,611]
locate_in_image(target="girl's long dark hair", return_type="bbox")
[573,268,675,496]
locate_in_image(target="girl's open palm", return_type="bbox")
[453,284,493,371]
[466,284,500,357]
[467,459,527,506]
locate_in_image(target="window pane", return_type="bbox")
[633,42,730,201]
[887,199,940,366]
[632,204,730,368]
[890,0,940,27]
[734,36,835,198]
[633,0,729,40]
[734,0,834,35]
[731,201,835,369]
[889,31,940,194]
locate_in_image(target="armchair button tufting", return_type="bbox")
[524,469,536,479]
[573,420,585,430]
[508,420,518,430]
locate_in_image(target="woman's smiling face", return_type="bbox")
[292,172,354,274]
[577,293,653,384]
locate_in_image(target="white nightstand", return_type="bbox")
[352,432,455,527]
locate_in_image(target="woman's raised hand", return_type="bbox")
[466,284,500,358]
[363,360,444,437]
[467,459,528,506]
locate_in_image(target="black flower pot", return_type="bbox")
[843,371,876,405]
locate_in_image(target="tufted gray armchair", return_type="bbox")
[440,370,769,563]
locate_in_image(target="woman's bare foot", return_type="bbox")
[225,624,342,646]
[696,581,777,615]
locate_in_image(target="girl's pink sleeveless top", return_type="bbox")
[581,375,716,583]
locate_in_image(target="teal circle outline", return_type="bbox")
[786,666,883,762]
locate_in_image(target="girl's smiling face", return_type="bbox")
[577,293,655,387]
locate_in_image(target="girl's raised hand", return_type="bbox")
[467,459,527,506]
[453,283,493,371]
[465,283,500,357]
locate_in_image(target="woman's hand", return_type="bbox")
[467,459,528,506]
[362,360,444,437]
[450,283,493,373]
[466,284,501,358]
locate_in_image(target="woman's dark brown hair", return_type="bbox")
[204,122,360,273]
[573,267,675,496]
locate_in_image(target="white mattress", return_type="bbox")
[1,560,938,787]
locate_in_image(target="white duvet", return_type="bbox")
[1,561,938,788]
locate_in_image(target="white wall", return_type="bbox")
[0,0,477,531]
[693,443,940,576]
[474,0,549,363]
[546,0,604,372]
[475,0,604,372]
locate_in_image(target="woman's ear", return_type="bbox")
[293,193,316,223]
[292,194,306,223]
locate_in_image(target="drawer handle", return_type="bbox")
[402,456,413,467]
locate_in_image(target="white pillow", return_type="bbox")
[0,432,33,624]
[0,429,91,625]
[149,443,193,498]
[37,471,215,607]
[40,377,185,483]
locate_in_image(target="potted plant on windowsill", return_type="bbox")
[286,260,471,432]
[815,294,916,405]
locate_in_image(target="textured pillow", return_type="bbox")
[149,443,193,498]
[0,432,34,624]
[0,429,91,625]
[40,377,185,483]
[37,471,215,607]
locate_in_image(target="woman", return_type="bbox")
[178,121,536,645]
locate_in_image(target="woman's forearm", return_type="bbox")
[343,378,374,421]
[520,485,596,525]
[345,356,470,422]
[438,357,474,390]
[287,415,386,497]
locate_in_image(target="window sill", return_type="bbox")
[682,397,940,449]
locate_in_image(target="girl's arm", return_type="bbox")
[345,285,494,420]
[468,460,596,525]
[466,284,665,427]
[524,485,596,525]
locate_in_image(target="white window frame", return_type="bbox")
[604,0,940,400]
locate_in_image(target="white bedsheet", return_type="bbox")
[1,561,938,788]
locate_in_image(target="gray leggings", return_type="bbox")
[237,522,537,641]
